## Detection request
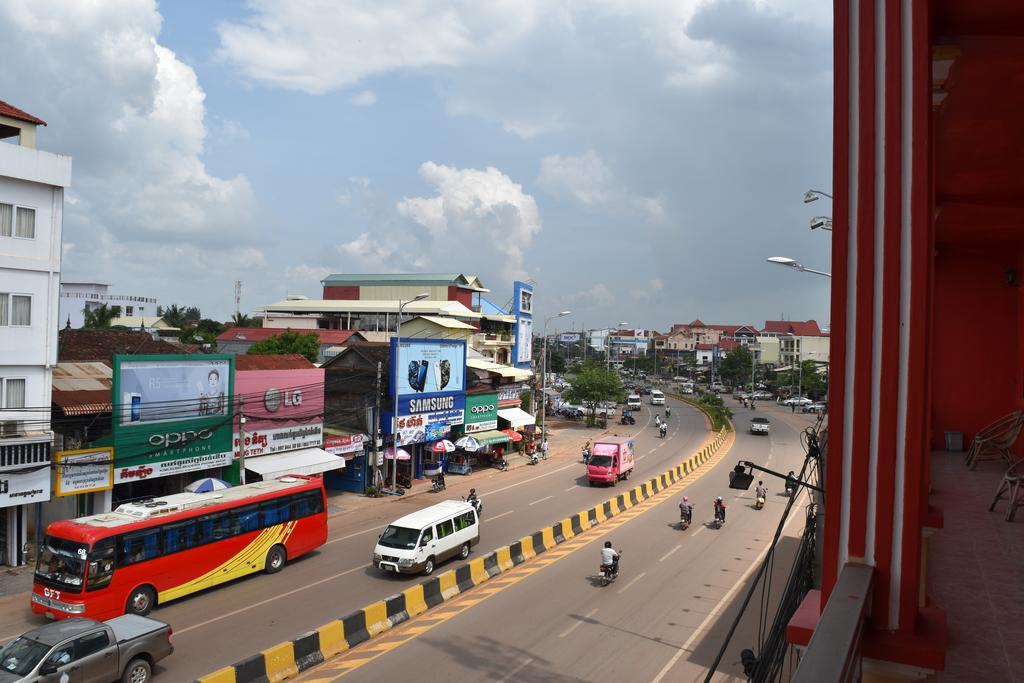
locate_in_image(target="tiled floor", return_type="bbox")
[929,450,1024,682]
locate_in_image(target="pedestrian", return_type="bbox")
[791,403,796,413]
[541,438,550,460]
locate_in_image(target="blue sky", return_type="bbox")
[0,0,833,331]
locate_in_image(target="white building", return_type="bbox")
[0,100,71,566]
[58,281,158,329]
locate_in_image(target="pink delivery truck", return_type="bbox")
[587,435,636,486]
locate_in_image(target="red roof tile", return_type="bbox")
[763,320,823,336]
[217,327,362,345]
[58,329,184,363]
[235,354,317,370]
[0,100,46,126]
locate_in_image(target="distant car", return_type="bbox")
[784,396,814,406]
[803,401,827,414]
[641,385,653,395]
[750,417,771,435]
[679,385,694,395]
[752,391,774,401]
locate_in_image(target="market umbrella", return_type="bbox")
[454,435,481,452]
[430,439,457,454]
[501,429,523,443]
[384,447,412,461]
[184,477,231,493]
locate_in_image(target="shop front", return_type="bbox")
[110,354,235,505]
[383,338,467,488]
[452,392,510,470]
[323,434,369,492]
[497,406,536,450]
[1,439,51,567]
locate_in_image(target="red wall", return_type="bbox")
[448,286,472,308]
[930,245,1022,449]
[323,285,360,300]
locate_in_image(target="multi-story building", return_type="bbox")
[763,320,830,367]
[608,329,651,357]
[0,100,71,565]
[58,281,159,329]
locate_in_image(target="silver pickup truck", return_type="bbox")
[0,615,173,683]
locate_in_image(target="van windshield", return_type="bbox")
[378,526,421,550]
[589,455,614,468]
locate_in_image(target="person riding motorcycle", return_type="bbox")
[678,496,693,525]
[785,471,798,495]
[659,422,668,438]
[466,488,480,511]
[655,414,662,427]
[582,440,592,465]
[433,471,446,490]
[601,540,620,576]
[714,496,727,523]
[755,481,767,508]
[665,407,671,418]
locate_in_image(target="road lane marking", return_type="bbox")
[488,510,515,521]
[500,657,534,681]
[528,495,553,506]
[649,487,811,683]
[564,485,581,492]
[659,545,682,562]
[325,526,381,544]
[616,571,647,594]
[175,563,370,635]
[692,527,705,538]
[559,608,599,638]
[486,462,578,496]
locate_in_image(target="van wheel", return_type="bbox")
[459,543,470,560]
[422,557,435,575]
[126,585,155,616]
[265,545,286,574]
[122,658,152,683]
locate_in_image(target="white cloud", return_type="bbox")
[0,0,264,318]
[538,151,665,223]
[349,90,377,106]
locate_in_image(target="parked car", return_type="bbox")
[0,615,173,683]
[803,401,827,414]
[679,385,694,395]
[783,396,814,406]
[750,416,770,435]
[752,391,774,401]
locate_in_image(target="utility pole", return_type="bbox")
[234,280,242,316]
[372,360,382,490]
[238,398,247,485]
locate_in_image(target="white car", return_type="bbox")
[626,394,642,410]
[750,417,771,435]
[649,390,665,405]
[783,396,814,406]
[752,391,774,401]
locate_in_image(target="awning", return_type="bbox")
[472,430,511,446]
[245,447,346,478]
[497,407,535,428]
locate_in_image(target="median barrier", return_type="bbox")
[196,424,731,683]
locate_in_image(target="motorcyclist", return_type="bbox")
[786,471,798,494]
[755,480,767,507]
[582,440,592,465]
[714,496,727,523]
[601,540,620,575]
[655,414,662,427]
[433,471,446,490]
[466,488,479,510]
[665,407,671,418]
[659,422,668,438]
[678,496,693,525]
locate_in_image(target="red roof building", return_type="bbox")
[762,319,823,337]
[234,354,317,371]
[0,99,47,126]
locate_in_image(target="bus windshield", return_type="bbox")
[35,535,88,592]
[378,526,420,550]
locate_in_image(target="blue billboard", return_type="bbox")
[386,338,466,445]
[512,281,533,370]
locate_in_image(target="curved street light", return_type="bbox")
[803,189,833,204]
[387,291,430,494]
[809,216,833,231]
[766,256,832,278]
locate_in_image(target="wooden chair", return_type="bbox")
[965,411,1023,470]
[989,459,1024,522]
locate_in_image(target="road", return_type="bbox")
[0,397,714,681]
[294,400,820,682]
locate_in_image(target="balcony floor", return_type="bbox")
[929,450,1024,682]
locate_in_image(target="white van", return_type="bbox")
[627,394,642,410]
[373,500,480,575]
[650,390,665,405]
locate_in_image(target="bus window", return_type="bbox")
[234,506,261,535]
[291,492,323,518]
[119,530,160,566]
[260,499,292,527]
[162,521,196,554]
[86,539,115,591]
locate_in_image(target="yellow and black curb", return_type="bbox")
[196,427,729,683]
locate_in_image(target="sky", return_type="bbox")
[0,0,833,332]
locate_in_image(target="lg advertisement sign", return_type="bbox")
[513,280,533,369]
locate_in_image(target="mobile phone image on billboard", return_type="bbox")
[127,393,142,422]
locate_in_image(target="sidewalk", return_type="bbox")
[0,418,612,599]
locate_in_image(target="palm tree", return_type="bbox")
[161,304,187,328]
[82,304,119,329]
[231,311,256,327]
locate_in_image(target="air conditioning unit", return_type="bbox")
[0,420,25,437]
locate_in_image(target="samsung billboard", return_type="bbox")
[385,338,466,443]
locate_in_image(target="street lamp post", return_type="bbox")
[766,256,832,279]
[542,311,571,445]
[803,189,833,203]
[389,292,429,494]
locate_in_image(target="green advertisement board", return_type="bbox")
[464,393,498,433]
[111,354,235,481]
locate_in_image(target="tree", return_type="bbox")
[247,329,320,363]
[549,351,567,374]
[82,304,120,329]
[180,318,227,345]
[718,345,753,388]
[231,312,257,327]
[183,306,202,325]
[161,304,187,328]
[563,361,625,426]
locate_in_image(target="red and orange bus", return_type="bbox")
[31,476,327,620]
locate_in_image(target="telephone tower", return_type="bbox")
[234,280,242,316]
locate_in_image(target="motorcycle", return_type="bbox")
[526,452,539,466]
[431,476,446,493]
[659,424,667,438]
[713,504,726,529]
[679,506,691,530]
[582,448,591,465]
[665,408,671,418]
[755,493,766,510]
[620,410,636,425]
[599,551,622,586]
[464,495,483,517]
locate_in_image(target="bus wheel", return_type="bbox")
[265,545,287,574]
[126,585,155,616]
